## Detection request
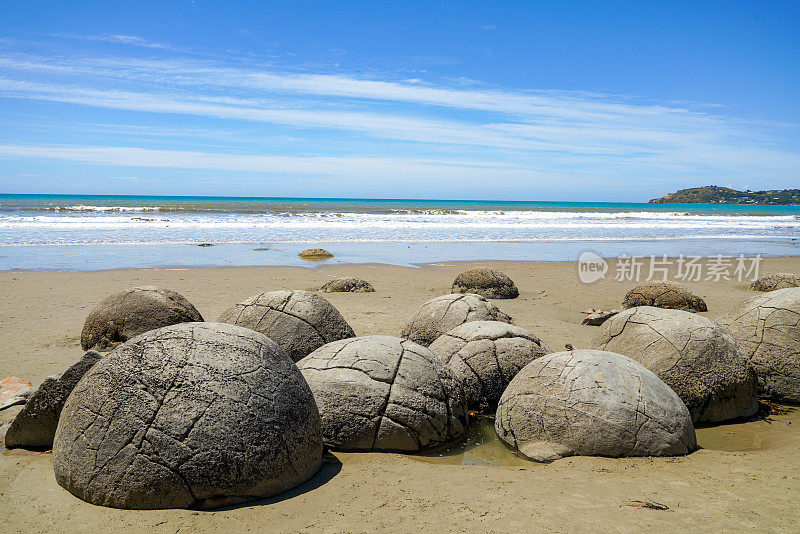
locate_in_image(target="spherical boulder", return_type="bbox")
[428,321,551,412]
[622,281,707,312]
[451,267,519,299]
[748,273,800,292]
[81,287,203,351]
[593,306,758,422]
[495,350,696,462]
[297,336,467,451]
[718,288,800,403]
[219,290,355,362]
[401,293,512,347]
[298,248,334,260]
[321,277,375,293]
[53,322,323,510]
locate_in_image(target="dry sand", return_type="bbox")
[1,257,799,532]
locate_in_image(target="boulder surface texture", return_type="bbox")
[321,278,375,293]
[53,322,323,510]
[219,290,355,362]
[495,350,696,462]
[297,335,468,451]
[298,248,334,259]
[593,306,758,422]
[622,281,707,312]
[451,267,519,299]
[748,273,800,292]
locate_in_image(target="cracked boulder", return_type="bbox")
[748,273,800,292]
[593,306,758,423]
[53,322,323,510]
[451,267,519,299]
[81,287,204,351]
[219,290,355,362]
[321,277,375,293]
[428,321,551,412]
[718,288,800,403]
[401,293,512,347]
[622,281,707,312]
[5,350,103,450]
[495,349,696,462]
[297,335,468,451]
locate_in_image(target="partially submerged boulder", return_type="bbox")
[298,248,334,260]
[219,290,355,362]
[428,321,551,411]
[748,273,800,292]
[451,267,519,299]
[5,351,103,449]
[321,277,375,293]
[495,350,696,462]
[297,336,467,451]
[53,322,323,510]
[0,377,33,410]
[718,288,800,403]
[401,293,512,347]
[593,306,758,422]
[81,286,203,351]
[622,281,707,312]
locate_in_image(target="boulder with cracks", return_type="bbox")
[321,278,375,293]
[451,267,519,299]
[748,273,800,292]
[622,281,707,312]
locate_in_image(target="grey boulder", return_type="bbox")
[718,288,800,403]
[451,267,519,299]
[297,336,468,451]
[401,293,512,347]
[81,286,203,351]
[748,273,800,292]
[593,306,758,422]
[428,321,551,412]
[321,277,375,293]
[622,281,707,312]
[219,290,355,362]
[495,350,696,462]
[5,351,103,449]
[53,322,323,510]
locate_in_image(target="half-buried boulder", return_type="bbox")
[321,277,375,293]
[297,336,467,451]
[401,293,512,347]
[495,350,696,462]
[428,321,551,412]
[622,280,707,312]
[718,288,800,403]
[451,267,519,299]
[5,351,103,449]
[81,286,203,351]
[298,248,334,260]
[53,322,323,510]
[219,290,355,362]
[748,273,800,292]
[593,306,758,422]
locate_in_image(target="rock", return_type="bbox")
[428,321,551,412]
[748,273,800,292]
[5,351,103,449]
[451,267,519,299]
[219,290,355,362]
[298,248,334,260]
[297,336,467,451]
[0,377,33,410]
[622,281,707,312]
[718,288,800,403]
[581,309,620,326]
[495,350,696,462]
[401,294,512,347]
[593,306,758,422]
[52,322,323,510]
[321,277,375,293]
[81,286,203,351]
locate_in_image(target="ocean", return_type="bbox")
[1,194,798,270]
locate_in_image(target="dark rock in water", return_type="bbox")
[451,267,519,299]
[197,243,214,247]
[321,277,375,293]
[581,309,620,326]
[81,286,204,351]
[298,248,334,259]
[748,273,800,292]
[5,351,103,449]
[53,322,323,510]
[622,281,707,312]
[0,377,33,410]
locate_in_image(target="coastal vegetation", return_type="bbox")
[650,186,800,205]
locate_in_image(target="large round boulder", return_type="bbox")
[748,273,800,292]
[622,281,707,312]
[297,336,468,451]
[53,322,323,510]
[81,286,203,351]
[428,321,551,412]
[593,306,758,422]
[718,288,800,403]
[401,294,512,347]
[218,290,355,362]
[298,248,333,260]
[451,267,519,299]
[495,350,696,462]
[321,277,375,293]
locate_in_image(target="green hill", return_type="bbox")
[649,186,800,205]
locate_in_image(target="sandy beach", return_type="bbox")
[2,257,799,532]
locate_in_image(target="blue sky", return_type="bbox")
[0,1,798,201]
